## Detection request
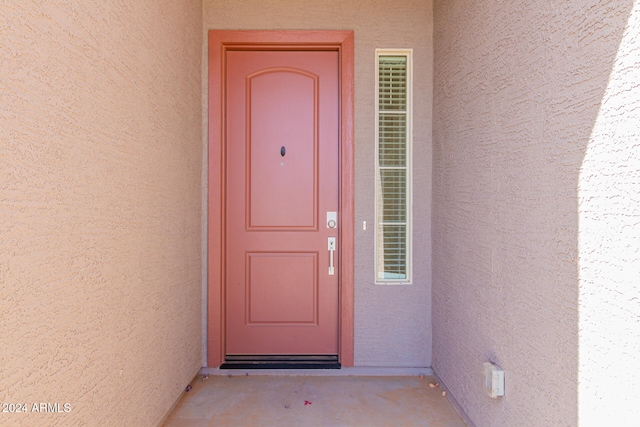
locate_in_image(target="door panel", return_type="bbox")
[247,69,318,229]
[225,50,339,355]
[246,253,317,325]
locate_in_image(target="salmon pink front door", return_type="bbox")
[225,50,340,356]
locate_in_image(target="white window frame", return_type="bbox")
[374,49,413,285]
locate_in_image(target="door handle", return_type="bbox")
[328,237,336,276]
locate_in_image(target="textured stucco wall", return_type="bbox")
[433,1,637,425]
[578,2,640,424]
[203,0,433,367]
[1,2,203,426]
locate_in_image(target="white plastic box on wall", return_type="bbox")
[483,362,505,398]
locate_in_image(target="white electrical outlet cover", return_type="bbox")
[483,362,504,398]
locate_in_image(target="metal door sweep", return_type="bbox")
[221,355,340,369]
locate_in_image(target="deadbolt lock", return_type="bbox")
[327,211,337,228]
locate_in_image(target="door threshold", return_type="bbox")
[221,355,341,370]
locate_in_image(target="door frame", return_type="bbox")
[207,30,355,367]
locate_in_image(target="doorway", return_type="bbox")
[207,30,354,367]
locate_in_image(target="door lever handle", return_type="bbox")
[328,237,336,276]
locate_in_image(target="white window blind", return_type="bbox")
[375,51,412,284]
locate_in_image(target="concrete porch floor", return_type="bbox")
[163,373,467,426]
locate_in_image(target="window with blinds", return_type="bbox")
[375,51,412,284]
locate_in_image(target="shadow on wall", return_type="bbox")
[432,1,636,426]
